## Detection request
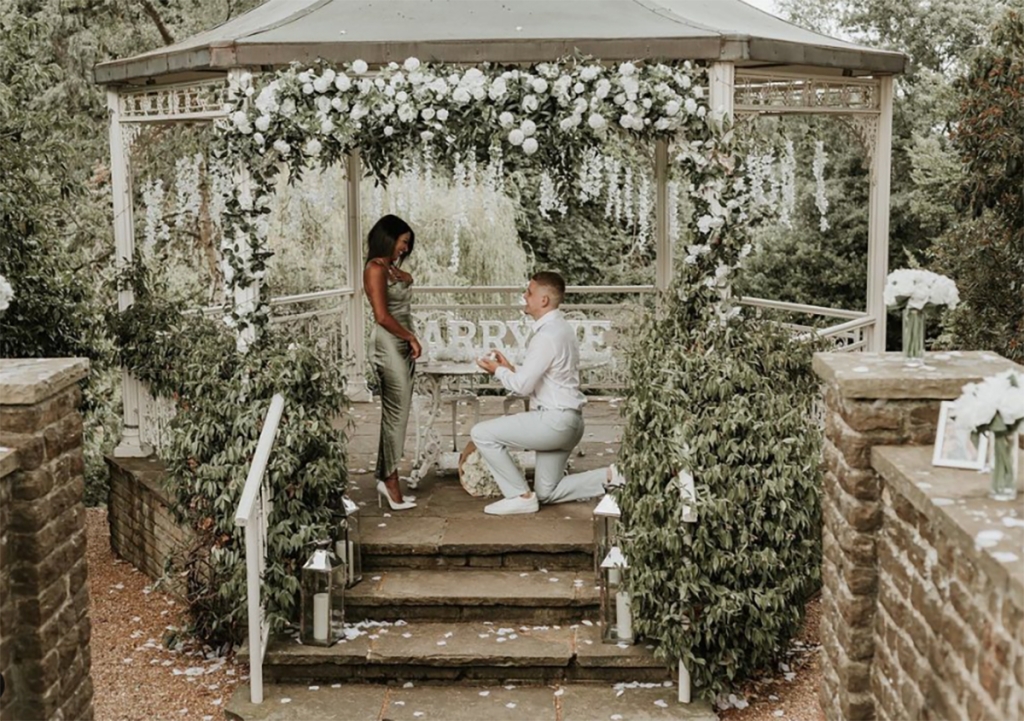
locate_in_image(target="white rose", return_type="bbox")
[471,87,486,101]
[697,106,706,118]
[642,98,652,109]
[613,93,626,106]
[499,111,515,128]
[619,114,634,129]
[384,125,395,137]
[357,79,372,95]
[520,119,536,137]
[521,94,538,113]
[488,77,508,100]
[313,77,330,93]
[352,59,368,75]
[531,78,548,94]
[580,66,601,81]
[398,104,416,122]
[280,98,296,117]
[625,101,638,114]
[522,137,539,155]
[679,74,692,89]
[619,62,637,76]
[331,97,345,111]
[334,74,351,92]
[588,113,607,131]
[452,87,471,103]
[273,139,291,156]
[298,71,311,83]
[321,68,336,84]
[693,86,704,99]
[595,79,611,99]
[420,130,434,141]
[320,118,335,134]
[655,118,670,131]
[383,85,395,97]
[684,98,698,114]
[436,108,449,121]
[305,139,322,156]
[396,90,408,103]
[316,96,332,113]
[380,102,395,116]
[508,128,525,146]
[252,132,265,146]
[665,100,680,116]
[559,115,581,131]
[404,57,420,72]
[231,110,248,127]
[302,83,314,95]
[421,107,436,121]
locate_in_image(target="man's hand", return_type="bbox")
[477,350,515,375]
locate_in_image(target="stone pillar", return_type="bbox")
[0,358,94,721]
[812,351,1022,721]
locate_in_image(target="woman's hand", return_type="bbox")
[409,336,423,360]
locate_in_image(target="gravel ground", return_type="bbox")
[88,506,823,721]
[719,596,825,721]
[87,508,243,721]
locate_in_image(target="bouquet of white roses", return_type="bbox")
[883,269,959,311]
[952,370,1024,436]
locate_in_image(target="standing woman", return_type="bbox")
[364,215,421,510]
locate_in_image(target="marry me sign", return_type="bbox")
[413,314,613,363]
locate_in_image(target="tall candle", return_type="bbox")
[313,592,330,642]
[607,567,621,586]
[678,659,691,703]
[615,590,633,641]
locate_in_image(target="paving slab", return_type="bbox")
[574,624,667,669]
[383,684,558,721]
[559,684,718,721]
[362,516,448,555]
[439,517,592,554]
[225,683,386,721]
[348,569,587,607]
[368,622,574,667]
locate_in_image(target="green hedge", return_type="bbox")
[617,267,824,699]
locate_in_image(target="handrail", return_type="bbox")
[411,284,658,294]
[234,393,286,705]
[738,296,864,320]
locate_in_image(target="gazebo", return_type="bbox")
[95,0,904,458]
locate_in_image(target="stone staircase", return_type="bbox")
[228,399,717,720]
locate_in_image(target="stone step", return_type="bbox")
[361,515,594,572]
[345,569,600,624]
[241,621,671,685]
[226,681,718,721]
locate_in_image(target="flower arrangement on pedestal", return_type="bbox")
[883,269,959,363]
[952,370,1024,501]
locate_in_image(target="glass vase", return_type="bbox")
[990,431,1019,502]
[902,306,925,364]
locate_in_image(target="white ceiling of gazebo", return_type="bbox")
[94,0,904,86]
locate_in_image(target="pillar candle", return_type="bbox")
[313,592,330,642]
[678,659,691,703]
[607,567,621,586]
[615,590,632,641]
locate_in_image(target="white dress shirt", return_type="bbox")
[494,310,587,411]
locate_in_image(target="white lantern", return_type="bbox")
[599,545,634,644]
[592,493,621,582]
[333,496,362,587]
[300,544,345,647]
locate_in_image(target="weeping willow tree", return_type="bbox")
[616,262,824,700]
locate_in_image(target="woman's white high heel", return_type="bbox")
[377,481,417,510]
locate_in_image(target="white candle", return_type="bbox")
[336,540,355,585]
[678,659,691,703]
[615,590,632,641]
[313,592,330,642]
[607,567,621,586]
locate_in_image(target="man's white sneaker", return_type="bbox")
[484,494,540,515]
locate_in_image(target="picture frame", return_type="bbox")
[932,401,988,470]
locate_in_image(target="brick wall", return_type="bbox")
[814,351,1024,721]
[0,358,94,721]
[0,449,18,720]
[106,455,191,589]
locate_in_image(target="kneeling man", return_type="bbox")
[473,271,605,515]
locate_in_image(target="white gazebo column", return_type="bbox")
[346,150,369,401]
[108,89,152,458]
[709,62,736,116]
[866,76,894,352]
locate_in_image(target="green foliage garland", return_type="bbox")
[110,263,350,645]
[617,264,824,699]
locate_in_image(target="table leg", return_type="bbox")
[409,374,443,488]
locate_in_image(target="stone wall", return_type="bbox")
[0,358,94,721]
[814,351,1024,721]
[106,456,191,589]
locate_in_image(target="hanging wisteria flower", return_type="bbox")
[813,140,829,231]
[0,274,13,312]
[884,269,959,311]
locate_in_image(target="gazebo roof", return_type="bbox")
[94,0,905,86]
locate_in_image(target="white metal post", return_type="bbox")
[654,139,671,290]
[108,89,152,458]
[867,76,894,352]
[346,151,369,400]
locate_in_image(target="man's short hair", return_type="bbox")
[532,271,566,306]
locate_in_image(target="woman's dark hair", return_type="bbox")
[366,214,415,265]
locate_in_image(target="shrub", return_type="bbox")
[110,263,350,646]
[617,265,824,699]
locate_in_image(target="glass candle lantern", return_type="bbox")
[592,493,621,582]
[300,544,345,647]
[333,495,362,588]
[600,545,634,645]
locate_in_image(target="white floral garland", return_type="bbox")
[813,140,830,232]
[217,56,749,338]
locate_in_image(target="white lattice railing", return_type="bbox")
[234,393,284,706]
[738,296,872,352]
